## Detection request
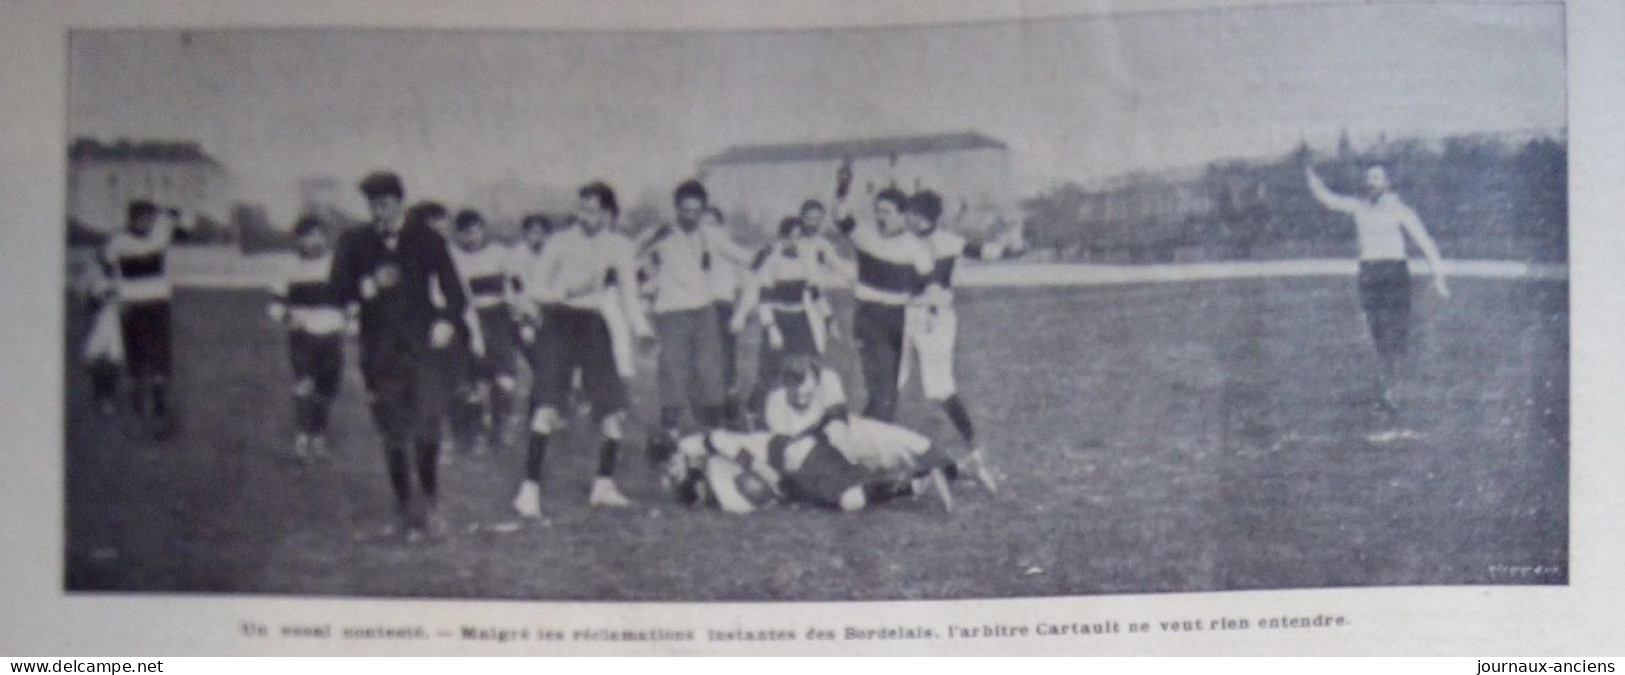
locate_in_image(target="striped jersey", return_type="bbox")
[751,237,839,309]
[270,253,345,335]
[102,218,176,304]
[833,213,933,306]
[450,241,519,310]
[764,366,847,437]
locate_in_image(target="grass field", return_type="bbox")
[63,275,1568,600]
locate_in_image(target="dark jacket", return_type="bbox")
[330,219,467,352]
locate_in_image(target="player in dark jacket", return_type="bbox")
[329,171,468,541]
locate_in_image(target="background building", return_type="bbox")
[698,131,1013,237]
[67,138,230,232]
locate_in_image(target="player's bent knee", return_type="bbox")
[495,376,517,392]
[293,379,316,397]
[838,488,867,512]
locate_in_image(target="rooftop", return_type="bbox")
[69,138,224,166]
[700,130,1006,167]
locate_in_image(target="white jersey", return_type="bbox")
[523,226,640,313]
[1309,183,1424,261]
[103,218,176,304]
[639,223,754,313]
[764,366,848,436]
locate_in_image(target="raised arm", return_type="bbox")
[1397,204,1450,298]
[1306,167,1363,214]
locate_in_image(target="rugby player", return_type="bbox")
[511,181,654,517]
[101,200,183,436]
[735,217,829,419]
[267,216,347,463]
[828,166,936,422]
[330,172,468,540]
[901,189,1018,491]
[1306,164,1450,415]
[657,356,954,513]
[700,206,749,429]
[638,180,754,461]
[446,209,522,456]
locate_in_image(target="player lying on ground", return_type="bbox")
[266,215,348,464]
[652,356,956,513]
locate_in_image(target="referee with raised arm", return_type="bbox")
[1306,162,1450,418]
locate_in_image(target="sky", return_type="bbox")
[68,2,1566,224]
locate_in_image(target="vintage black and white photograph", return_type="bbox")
[61,1,1568,601]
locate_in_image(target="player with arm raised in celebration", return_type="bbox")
[511,213,563,376]
[827,164,936,423]
[1306,163,1450,416]
[266,216,347,464]
[446,209,522,457]
[511,182,654,517]
[901,189,1018,492]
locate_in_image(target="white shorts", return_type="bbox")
[901,304,958,400]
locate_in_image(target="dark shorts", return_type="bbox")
[473,306,518,380]
[120,300,172,378]
[531,304,627,414]
[776,437,868,509]
[853,301,907,421]
[1357,260,1412,360]
[288,330,344,399]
